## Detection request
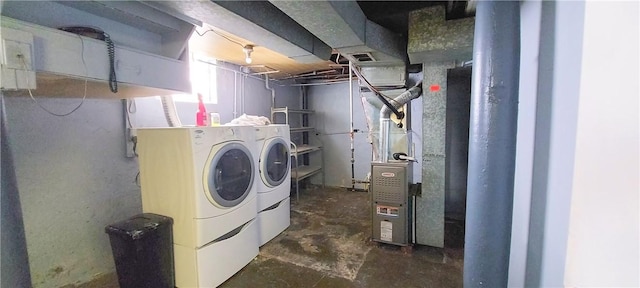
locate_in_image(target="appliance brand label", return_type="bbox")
[376,205,399,217]
[381,172,395,177]
[194,130,204,145]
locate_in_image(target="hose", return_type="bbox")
[105,34,117,93]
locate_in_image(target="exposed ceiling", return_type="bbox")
[357,1,445,37]
[189,1,461,81]
[189,24,345,79]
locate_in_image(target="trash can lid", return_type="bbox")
[105,213,173,240]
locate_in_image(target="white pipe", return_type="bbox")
[241,74,246,114]
[349,61,354,151]
[233,71,238,118]
[286,80,352,86]
[397,155,416,162]
[265,74,276,108]
[349,61,355,190]
[203,59,265,81]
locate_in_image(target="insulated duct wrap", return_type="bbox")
[379,84,422,162]
[361,89,403,162]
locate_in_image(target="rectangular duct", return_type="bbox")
[146,0,332,64]
[269,0,407,67]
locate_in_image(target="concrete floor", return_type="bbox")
[74,186,464,288]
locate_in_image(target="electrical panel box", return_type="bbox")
[1,27,36,90]
[370,161,412,246]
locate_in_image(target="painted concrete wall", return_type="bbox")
[508,1,541,286]
[564,1,639,286]
[308,81,371,188]
[5,97,141,288]
[524,2,585,286]
[132,66,300,128]
[1,94,32,288]
[307,80,425,188]
[4,63,300,287]
[509,1,639,286]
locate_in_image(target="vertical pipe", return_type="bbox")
[241,75,246,114]
[233,71,238,118]
[349,61,356,190]
[265,74,276,109]
[380,118,391,162]
[464,1,520,287]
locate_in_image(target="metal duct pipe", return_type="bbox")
[350,63,403,119]
[379,83,422,162]
[464,1,520,287]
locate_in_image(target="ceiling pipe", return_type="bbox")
[265,74,276,109]
[464,1,520,287]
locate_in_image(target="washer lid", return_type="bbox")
[260,138,290,188]
[205,142,254,208]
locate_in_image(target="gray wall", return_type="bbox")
[133,66,300,128]
[5,97,141,288]
[308,81,371,187]
[3,64,299,287]
[510,1,639,286]
[1,94,32,288]
[508,1,541,285]
[524,2,584,286]
[307,81,423,188]
[564,1,638,285]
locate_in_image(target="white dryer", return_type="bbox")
[254,124,291,246]
[137,126,258,288]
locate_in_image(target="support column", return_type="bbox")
[409,4,474,248]
[418,62,450,248]
[463,1,520,287]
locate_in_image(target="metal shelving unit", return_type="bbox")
[271,105,324,201]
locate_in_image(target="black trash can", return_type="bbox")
[105,213,174,288]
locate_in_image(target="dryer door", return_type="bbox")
[205,142,255,207]
[260,138,290,188]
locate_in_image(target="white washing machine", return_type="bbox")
[137,126,258,288]
[254,124,291,246]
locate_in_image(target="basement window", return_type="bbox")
[172,53,218,104]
